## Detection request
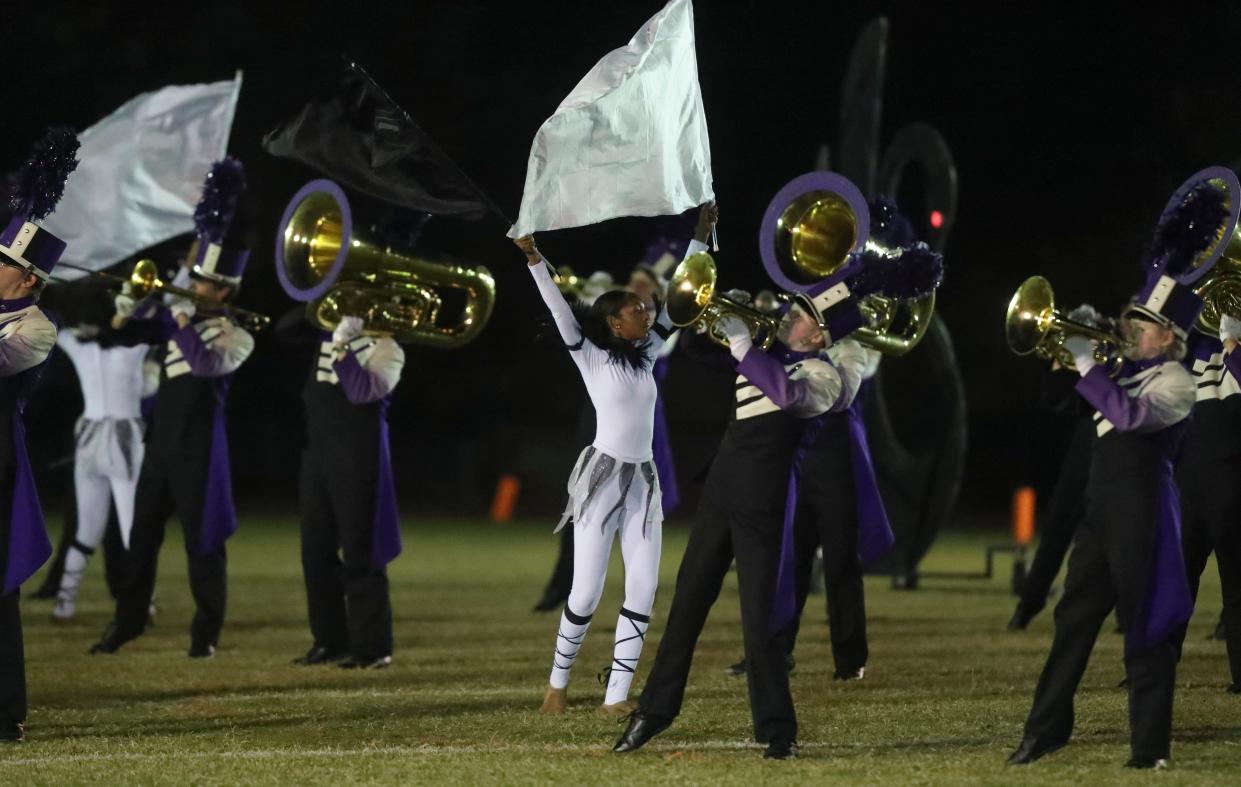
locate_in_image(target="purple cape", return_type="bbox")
[3,410,51,594]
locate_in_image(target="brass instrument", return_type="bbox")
[276,179,496,347]
[1005,275,1126,375]
[758,170,937,356]
[56,259,271,331]
[666,251,779,350]
[1153,166,1241,335]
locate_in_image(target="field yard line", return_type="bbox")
[0,740,828,766]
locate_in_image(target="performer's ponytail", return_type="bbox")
[569,290,651,372]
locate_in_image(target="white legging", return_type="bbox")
[55,462,139,611]
[548,510,662,704]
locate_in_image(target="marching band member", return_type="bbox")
[47,282,148,621]
[1009,276,1198,769]
[277,305,404,670]
[770,344,887,680]
[0,127,78,742]
[1171,312,1241,692]
[90,159,253,659]
[515,203,714,717]
[615,290,867,759]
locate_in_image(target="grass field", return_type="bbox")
[1,518,1238,785]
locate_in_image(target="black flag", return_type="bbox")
[263,62,503,223]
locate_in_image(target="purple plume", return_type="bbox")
[1145,181,1229,278]
[849,242,944,300]
[868,194,916,248]
[8,126,79,221]
[194,158,247,244]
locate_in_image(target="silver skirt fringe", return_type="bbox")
[557,446,662,538]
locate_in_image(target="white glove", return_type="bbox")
[1067,303,1100,326]
[1220,314,1241,344]
[1062,335,1097,375]
[169,297,196,322]
[114,283,137,319]
[333,315,365,346]
[718,314,753,361]
[723,288,752,305]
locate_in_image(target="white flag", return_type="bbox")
[44,75,242,277]
[508,0,713,238]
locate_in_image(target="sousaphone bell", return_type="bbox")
[275,179,496,347]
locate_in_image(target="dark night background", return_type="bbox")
[8,1,1241,528]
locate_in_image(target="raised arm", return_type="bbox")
[515,235,583,348]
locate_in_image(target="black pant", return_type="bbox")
[1023,471,1176,760]
[114,450,226,648]
[640,494,796,742]
[1174,454,1241,685]
[0,503,25,728]
[781,439,867,673]
[300,446,393,660]
[1019,418,1092,614]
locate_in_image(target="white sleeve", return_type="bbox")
[529,261,584,348]
[0,313,56,377]
[366,338,404,396]
[1135,364,1196,431]
[781,359,841,418]
[191,319,254,377]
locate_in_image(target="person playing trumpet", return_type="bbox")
[90,160,254,659]
[1009,278,1198,769]
[614,287,867,760]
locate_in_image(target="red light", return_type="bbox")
[929,210,944,229]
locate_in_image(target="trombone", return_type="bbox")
[57,259,271,331]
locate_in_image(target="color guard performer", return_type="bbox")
[515,203,713,717]
[90,159,254,658]
[48,282,149,621]
[0,127,78,742]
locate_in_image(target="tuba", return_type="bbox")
[666,250,780,350]
[1151,166,1241,335]
[275,179,496,348]
[758,171,936,355]
[1005,275,1127,375]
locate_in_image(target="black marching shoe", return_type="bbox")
[293,644,348,665]
[1124,757,1168,770]
[188,642,216,659]
[88,622,132,655]
[613,710,672,753]
[339,654,392,670]
[1227,683,1241,694]
[763,738,798,760]
[834,666,865,681]
[0,722,25,743]
[726,653,795,677]
[1007,735,1067,765]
